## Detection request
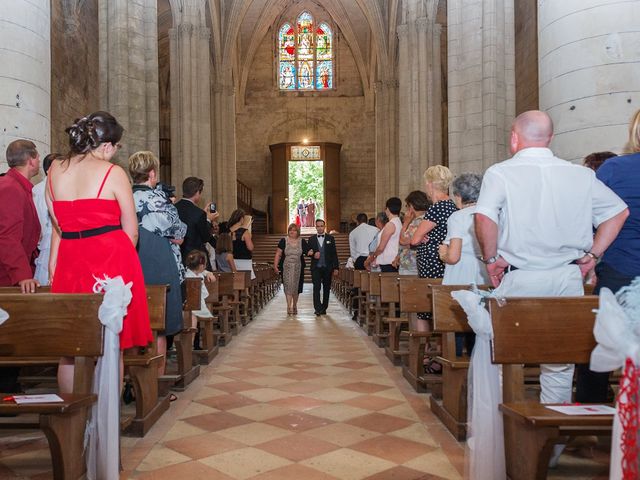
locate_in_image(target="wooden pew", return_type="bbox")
[429,284,487,440]
[360,272,374,334]
[352,270,364,323]
[488,296,611,480]
[193,276,220,365]
[170,277,201,391]
[217,272,243,334]
[206,274,233,346]
[369,272,408,348]
[0,292,103,480]
[381,274,417,365]
[398,277,442,394]
[123,285,171,436]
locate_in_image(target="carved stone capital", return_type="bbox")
[416,16,430,32]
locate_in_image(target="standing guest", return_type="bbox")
[297,199,305,227]
[349,213,379,270]
[175,176,218,265]
[274,223,308,314]
[33,153,65,285]
[371,197,402,272]
[0,139,41,393]
[576,110,640,404]
[411,165,458,331]
[474,110,627,435]
[307,219,339,315]
[228,208,255,279]
[307,198,316,226]
[364,212,389,272]
[396,191,430,275]
[129,151,186,376]
[215,231,237,272]
[46,111,153,393]
[583,151,617,172]
[438,173,488,356]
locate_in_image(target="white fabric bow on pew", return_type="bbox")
[451,288,505,480]
[85,275,132,480]
[590,285,640,480]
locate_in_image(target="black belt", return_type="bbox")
[506,260,579,273]
[61,225,121,240]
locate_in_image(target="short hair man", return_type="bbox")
[0,140,42,392]
[475,111,628,410]
[174,176,219,263]
[307,219,340,315]
[349,212,379,270]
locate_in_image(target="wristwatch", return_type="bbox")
[478,255,499,265]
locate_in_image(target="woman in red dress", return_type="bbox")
[46,111,152,393]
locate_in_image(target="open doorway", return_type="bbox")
[288,160,324,234]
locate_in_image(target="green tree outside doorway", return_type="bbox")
[288,161,324,224]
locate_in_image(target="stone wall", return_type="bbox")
[235,26,376,223]
[50,0,100,155]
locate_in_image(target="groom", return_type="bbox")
[307,219,339,315]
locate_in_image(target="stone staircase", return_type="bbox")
[252,233,350,282]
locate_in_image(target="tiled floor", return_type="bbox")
[0,287,611,479]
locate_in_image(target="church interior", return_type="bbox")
[1,0,639,479]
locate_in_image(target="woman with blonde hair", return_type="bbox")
[411,165,458,332]
[274,223,308,314]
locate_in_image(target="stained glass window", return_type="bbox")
[278,12,333,91]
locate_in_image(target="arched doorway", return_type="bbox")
[270,142,341,234]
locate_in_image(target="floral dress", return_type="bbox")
[133,185,187,281]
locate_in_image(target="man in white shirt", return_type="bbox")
[32,153,62,285]
[349,213,379,270]
[475,110,628,406]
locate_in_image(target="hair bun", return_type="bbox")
[66,116,99,154]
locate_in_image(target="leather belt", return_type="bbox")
[505,260,579,273]
[61,225,121,240]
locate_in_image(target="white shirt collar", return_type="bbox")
[512,147,554,159]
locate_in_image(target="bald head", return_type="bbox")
[510,110,554,154]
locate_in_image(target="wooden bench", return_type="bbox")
[123,284,171,436]
[398,277,442,394]
[0,292,103,480]
[352,270,365,324]
[429,284,487,440]
[381,274,415,365]
[218,272,243,335]
[206,273,233,346]
[488,296,611,480]
[192,275,220,365]
[168,277,201,391]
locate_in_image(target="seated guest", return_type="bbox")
[129,151,186,375]
[349,213,379,270]
[184,250,217,331]
[397,190,430,275]
[438,173,488,356]
[370,197,402,272]
[215,231,237,272]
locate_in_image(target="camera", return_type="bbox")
[209,202,217,214]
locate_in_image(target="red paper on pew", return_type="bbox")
[546,405,616,415]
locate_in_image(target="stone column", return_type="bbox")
[538,0,640,162]
[374,78,399,206]
[99,0,159,168]
[0,1,50,172]
[447,0,515,174]
[212,79,237,214]
[169,0,213,200]
[397,0,443,193]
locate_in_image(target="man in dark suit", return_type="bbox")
[307,218,339,315]
[174,176,218,263]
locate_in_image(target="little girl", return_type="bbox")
[184,250,216,330]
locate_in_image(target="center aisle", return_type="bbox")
[125,287,464,479]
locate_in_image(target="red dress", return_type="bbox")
[50,166,152,350]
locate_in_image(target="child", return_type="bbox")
[184,250,217,334]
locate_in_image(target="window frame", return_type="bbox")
[276,11,336,93]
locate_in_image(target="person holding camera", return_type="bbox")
[174,176,219,265]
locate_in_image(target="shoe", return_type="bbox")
[321,310,327,315]
[314,311,321,316]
